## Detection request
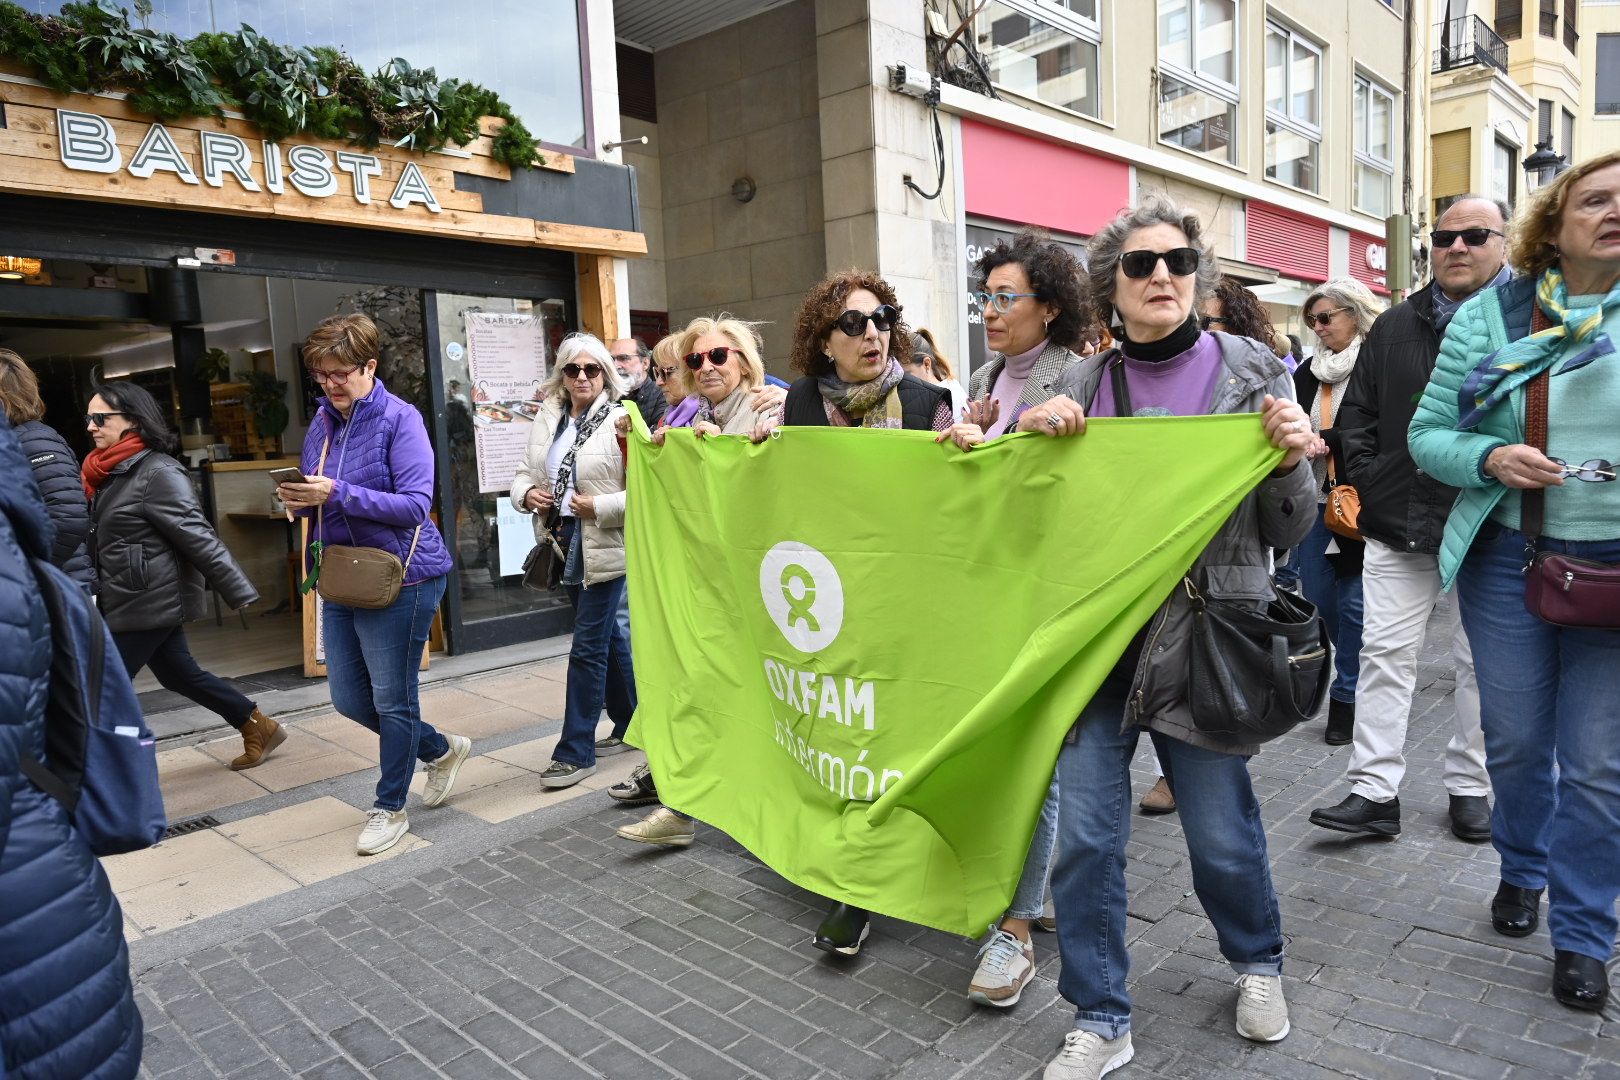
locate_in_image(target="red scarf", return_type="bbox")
[81,433,148,498]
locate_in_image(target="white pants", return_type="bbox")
[1345,538,1490,802]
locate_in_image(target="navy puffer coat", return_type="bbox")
[17,420,95,590]
[0,414,141,1080]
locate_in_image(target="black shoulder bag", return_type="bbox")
[522,404,611,592]
[1107,355,1331,744]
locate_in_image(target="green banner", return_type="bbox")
[623,411,1280,936]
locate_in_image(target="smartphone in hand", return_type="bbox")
[268,467,308,486]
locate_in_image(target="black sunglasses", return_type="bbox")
[1199,315,1228,331]
[1306,307,1348,328]
[1430,228,1505,249]
[1120,248,1200,279]
[685,346,737,371]
[831,305,899,338]
[652,365,678,381]
[85,411,126,427]
[562,363,602,379]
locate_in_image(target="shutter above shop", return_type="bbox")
[1245,202,1329,284]
[1432,129,1471,199]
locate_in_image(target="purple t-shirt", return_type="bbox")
[1089,332,1224,419]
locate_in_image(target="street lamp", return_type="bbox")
[1522,138,1569,187]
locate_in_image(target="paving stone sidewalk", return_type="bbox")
[129,599,1620,1080]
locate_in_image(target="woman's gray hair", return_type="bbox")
[1301,278,1381,338]
[1085,195,1220,329]
[538,332,626,403]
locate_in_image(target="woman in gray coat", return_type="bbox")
[1019,198,1315,1080]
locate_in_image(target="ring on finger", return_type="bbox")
[1046,413,1062,429]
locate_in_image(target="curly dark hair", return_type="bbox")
[790,269,913,377]
[974,228,1088,352]
[1209,277,1277,349]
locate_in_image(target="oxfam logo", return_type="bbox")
[760,541,844,654]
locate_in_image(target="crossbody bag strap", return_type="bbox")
[313,432,332,549]
[1318,383,1337,486]
[1521,370,1550,543]
[550,405,612,505]
[1110,356,1132,417]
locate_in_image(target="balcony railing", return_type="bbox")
[1433,15,1510,75]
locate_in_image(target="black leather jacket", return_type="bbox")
[87,449,257,633]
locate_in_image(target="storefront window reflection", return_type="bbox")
[17,0,588,149]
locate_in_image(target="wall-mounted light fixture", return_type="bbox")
[731,176,757,204]
[0,256,42,280]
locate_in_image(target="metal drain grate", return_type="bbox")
[162,814,220,839]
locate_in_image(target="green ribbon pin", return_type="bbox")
[298,539,324,596]
[780,563,818,632]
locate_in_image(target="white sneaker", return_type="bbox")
[1234,973,1290,1042]
[357,808,409,856]
[421,734,471,807]
[1044,1030,1133,1079]
[968,928,1035,1007]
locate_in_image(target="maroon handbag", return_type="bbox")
[1520,370,1620,629]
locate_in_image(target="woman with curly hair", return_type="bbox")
[779,269,952,433]
[1202,277,1279,353]
[962,229,1087,438]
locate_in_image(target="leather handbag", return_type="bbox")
[520,403,611,592]
[302,435,423,610]
[1318,384,1362,540]
[1520,371,1620,628]
[1186,578,1332,745]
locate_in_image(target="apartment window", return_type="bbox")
[1354,75,1396,218]
[978,0,1103,119]
[1562,107,1575,160]
[1492,138,1518,211]
[1497,0,1522,40]
[1539,99,1555,144]
[1157,0,1240,165]
[1599,36,1620,115]
[1539,0,1557,38]
[1264,21,1322,193]
[1564,0,1578,52]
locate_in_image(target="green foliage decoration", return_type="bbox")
[0,0,543,168]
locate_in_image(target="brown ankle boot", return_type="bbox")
[231,710,287,771]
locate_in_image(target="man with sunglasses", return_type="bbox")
[1308,196,1511,844]
[610,336,667,428]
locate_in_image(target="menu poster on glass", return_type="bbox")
[465,311,548,493]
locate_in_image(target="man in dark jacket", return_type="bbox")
[0,413,142,1080]
[610,335,667,427]
[1309,196,1511,844]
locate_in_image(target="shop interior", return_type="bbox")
[1,258,571,706]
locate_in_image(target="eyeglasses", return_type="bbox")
[685,346,738,370]
[652,365,678,382]
[309,365,364,385]
[1119,248,1200,279]
[831,305,899,337]
[1551,457,1617,482]
[562,363,603,379]
[611,353,639,364]
[84,411,125,427]
[1306,307,1348,329]
[971,291,1037,314]
[1430,228,1505,249]
[1199,315,1228,331]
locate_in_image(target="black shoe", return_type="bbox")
[1324,698,1355,746]
[1553,950,1611,1012]
[812,903,870,958]
[1491,881,1543,938]
[1309,793,1400,836]
[607,764,659,806]
[1448,794,1492,842]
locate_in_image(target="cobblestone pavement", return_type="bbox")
[129,599,1620,1080]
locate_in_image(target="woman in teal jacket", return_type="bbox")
[1409,150,1620,1014]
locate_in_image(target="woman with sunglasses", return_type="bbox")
[1288,278,1380,746]
[650,333,699,430]
[282,314,466,855]
[511,334,637,791]
[642,316,780,446]
[81,380,281,772]
[1014,197,1315,1078]
[1410,151,1620,1014]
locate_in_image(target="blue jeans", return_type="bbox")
[325,575,450,812]
[1006,772,1059,922]
[1052,683,1284,1038]
[1456,522,1620,961]
[1293,506,1364,703]
[558,574,637,768]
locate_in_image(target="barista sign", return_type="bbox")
[56,109,443,213]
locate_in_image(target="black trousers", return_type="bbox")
[113,625,257,729]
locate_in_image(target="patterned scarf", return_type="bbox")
[1457,268,1620,429]
[81,432,147,498]
[817,357,905,429]
[1432,264,1512,334]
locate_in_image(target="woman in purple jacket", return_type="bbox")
[279,314,471,857]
